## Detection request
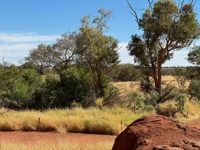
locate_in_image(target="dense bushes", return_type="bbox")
[0,63,199,112]
[58,67,94,107]
[0,64,122,109]
[31,67,95,109]
[0,67,41,108]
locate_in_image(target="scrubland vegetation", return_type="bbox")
[0,0,199,140]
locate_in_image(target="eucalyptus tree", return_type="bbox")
[127,0,200,93]
[76,9,119,97]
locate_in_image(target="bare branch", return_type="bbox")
[180,0,185,8]
[148,0,154,9]
[190,0,197,7]
[127,0,140,25]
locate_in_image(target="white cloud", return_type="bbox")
[163,49,191,67]
[0,33,58,43]
[0,34,196,66]
[118,42,134,64]
[0,43,39,64]
[0,32,58,64]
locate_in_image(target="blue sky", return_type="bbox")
[0,0,199,66]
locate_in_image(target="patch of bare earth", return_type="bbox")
[112,115,200,150]
[0,132,116,145]
[186,117,200,129]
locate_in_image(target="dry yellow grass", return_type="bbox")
[112,81,140,96]
[0,107,149,134]
[161,75,190,88]
[113,76,190,95]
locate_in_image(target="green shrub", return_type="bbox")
[176,94,187,113]
[31,75,59,109]
[156,102,178,117]
[188,79,200,100]
[128,92,155,112]
[0,68,42,108]
[58,67,94,107]
[31,67,95,109]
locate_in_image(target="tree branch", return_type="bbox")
[127,0,140,25]
[148,0,154,9]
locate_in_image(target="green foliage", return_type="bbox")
[58,67,94,107]
[31,67,94,109]
[188,46,200,65]
[25,32,78,74]
[76,9,119,97]
[188,79,200,101]
[176,94,187,113]
[20,62,39,71]
[156,93,187,117]
[0,68,41,108]
[108,64,142,81]
[31,75,59,109]
[128,92,155,112]
[127,84,183,114]
[127,0,200,92]
[25,44,53,74]
[185,66,200,80]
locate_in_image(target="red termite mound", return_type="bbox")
[112,115,200,150]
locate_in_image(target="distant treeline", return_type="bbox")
[108,65,200,82]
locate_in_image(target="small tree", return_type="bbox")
[127,0,200,93]
[76,9,119,97]
[25,32,78,74]
[25,44,53,74]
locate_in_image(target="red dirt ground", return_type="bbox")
[0,116,199,146]
[0,132,116,145]
[186,117,200,129]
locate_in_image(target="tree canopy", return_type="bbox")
[25,32,78,74]
[76,9,119,97]
[188,46,200,65]
[127,0,200,92]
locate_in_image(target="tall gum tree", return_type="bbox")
[127,0,200,93]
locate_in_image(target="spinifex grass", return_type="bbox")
[0,107,149,134]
